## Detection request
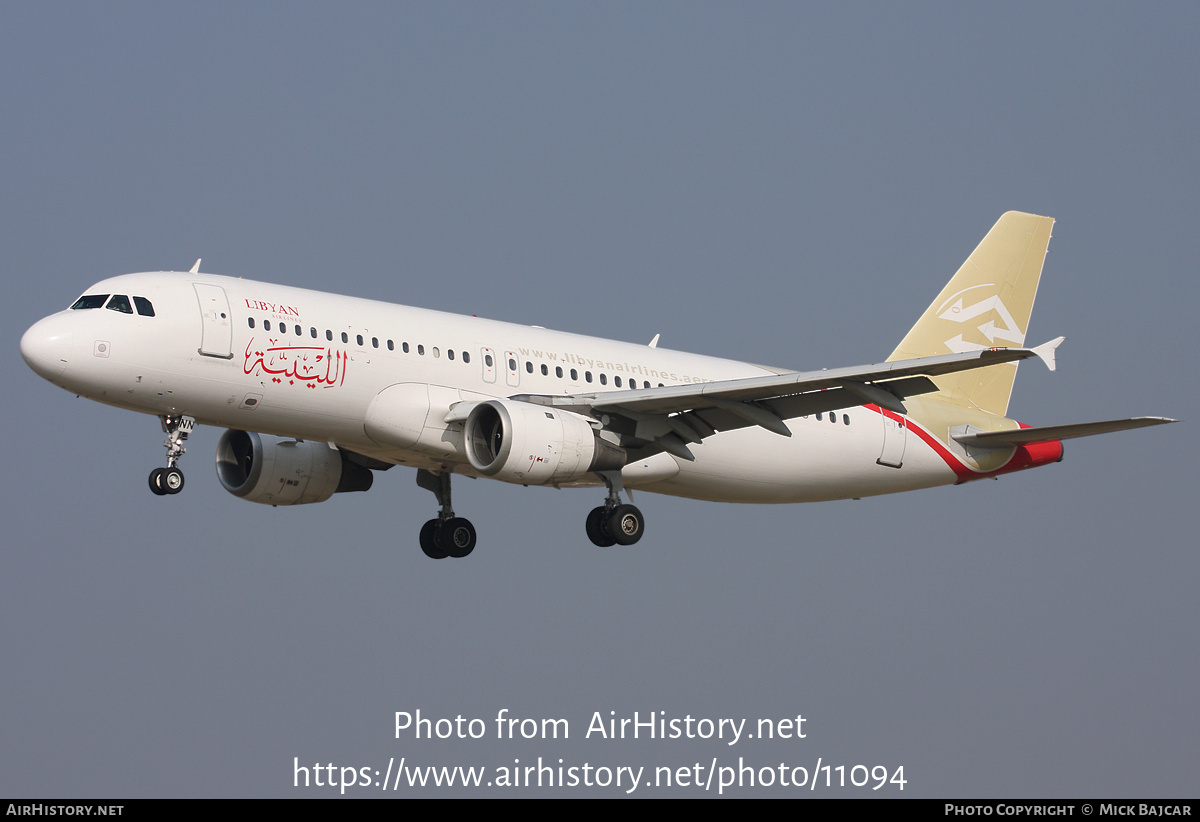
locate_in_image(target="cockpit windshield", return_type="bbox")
[69,293,155,316]
[70,294,109,310]
[106,295,133,314]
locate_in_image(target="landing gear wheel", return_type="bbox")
[419,519,448,559]
[161,467,185,494]
[441,518,477,558]
[148,468,167,496]
[586,506,616,547]
[608,504,645,546]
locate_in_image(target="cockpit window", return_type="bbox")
[105,295,133,314]
[71,294,109,310]
[133,296,155,317]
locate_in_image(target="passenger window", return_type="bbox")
[248,318,255,329]
[585,372,593,383]
[816,412,823,421]
[418,345,425,355]
[556,366,563,378]
[70,294,109,310]
[403,342,410,353]
[357,334,364,346]
[570,368,578,380]
[105,295,133,314]
[485,354,493,367]
[447,349,455,360]
[341,332,348,343]
[326,330,333,341]
[525,361,533,374]
[310,327,317,338]
[133,297,155,317]
[387,340,394,351]
[372,337,379,348]
[599,373,607,385]
[843,414,850,425]
[508,358,516,371]
[433,347,440,358]
[540,364,548,376]
[462,351,470,363]
[265,320,272,331]
[614,376,622,387]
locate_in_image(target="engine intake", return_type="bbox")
[464,400,625,485]
[216,429,372,505]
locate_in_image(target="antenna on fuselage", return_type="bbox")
[648,334,660,348]
[189,259,201,274]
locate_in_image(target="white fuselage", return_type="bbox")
[22,271,965,504]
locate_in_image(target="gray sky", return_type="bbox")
[3,2,1196,797]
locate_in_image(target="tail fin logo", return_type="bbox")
[936,286,1025,353]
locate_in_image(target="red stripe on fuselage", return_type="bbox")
[863,404,1063,482]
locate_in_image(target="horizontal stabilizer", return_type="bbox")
[954,416,1177,447]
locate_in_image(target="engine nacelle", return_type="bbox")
[215,429,373,505]
[464,399,625,485]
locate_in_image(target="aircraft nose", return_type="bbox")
[20,314,73,381]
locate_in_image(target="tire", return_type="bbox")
[148,468,167,496]
[608,504,644,546]
[162,467,185,494]
[419,519,448,559]
[441,518,477,558]
[585,506,616,547]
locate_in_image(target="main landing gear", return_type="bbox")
[148,414,195,496]
[585,471,645,547]
[416,469,477,559]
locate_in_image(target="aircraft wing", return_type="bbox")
[510,345,1056,461]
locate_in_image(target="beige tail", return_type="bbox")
[887,211,1055,416]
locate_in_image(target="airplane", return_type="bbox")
[20,211,1175,559]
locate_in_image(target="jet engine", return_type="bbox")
[215,429,373,505]
[463,400,625,485]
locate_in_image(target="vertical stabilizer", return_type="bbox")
[887,211,1054,416]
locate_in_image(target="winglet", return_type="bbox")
[1030,336,1065,372]
[189,259,202,274]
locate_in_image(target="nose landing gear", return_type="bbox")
[149,414,195,496]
